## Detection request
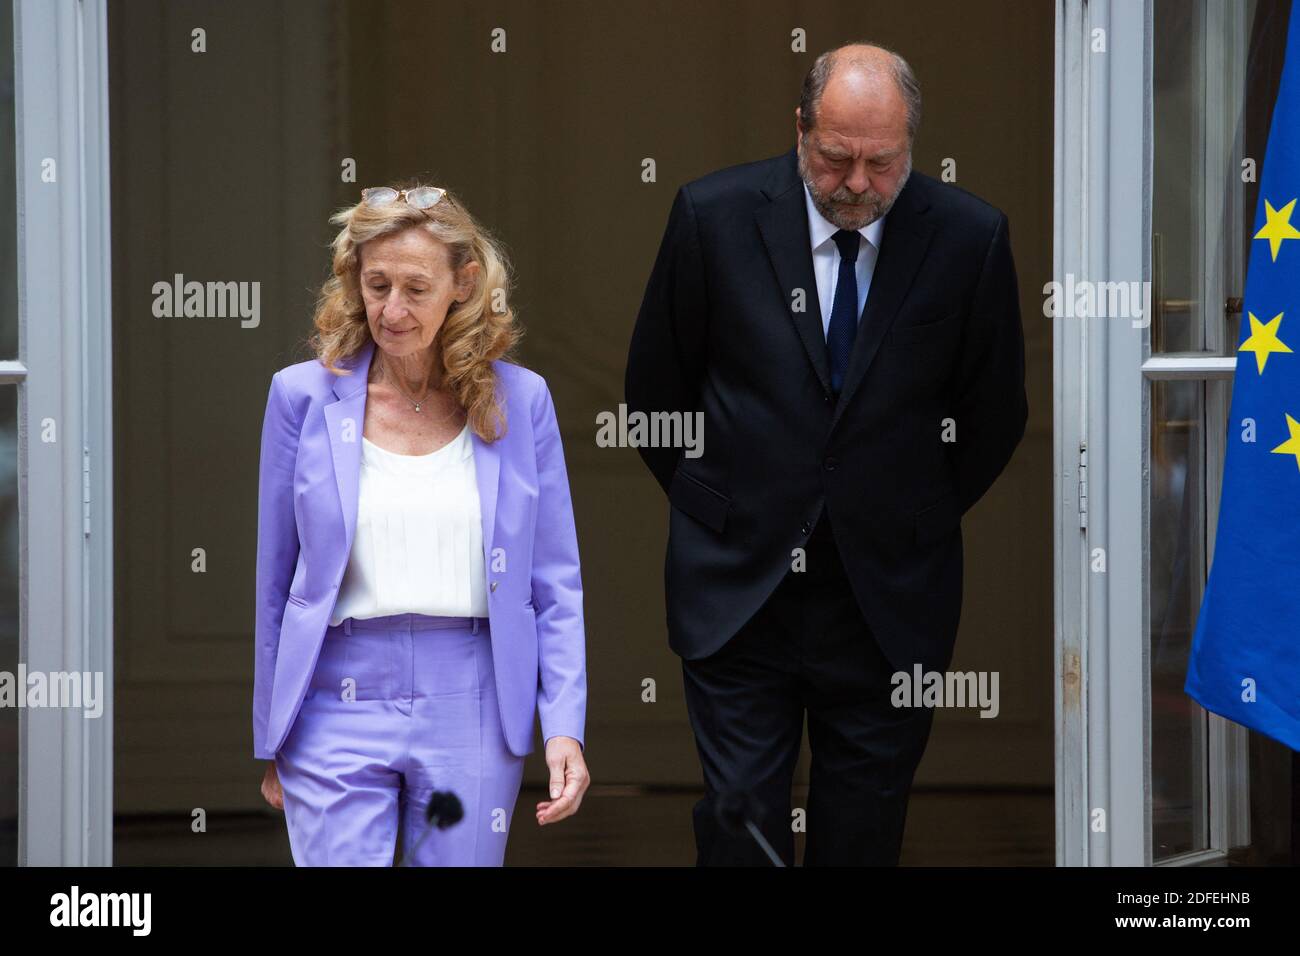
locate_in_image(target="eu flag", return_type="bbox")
[1184,7,1300,751]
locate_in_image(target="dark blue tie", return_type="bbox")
[827,229,861,395]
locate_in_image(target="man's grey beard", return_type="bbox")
[798,146,912,232]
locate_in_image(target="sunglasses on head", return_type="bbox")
[360,186,448,210]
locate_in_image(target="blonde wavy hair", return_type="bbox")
[308,181,521,442]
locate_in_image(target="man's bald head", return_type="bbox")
[798,43,921,145]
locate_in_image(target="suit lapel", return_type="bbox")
[755,150,831,395]
[323,337,375,562]
[830,174,935,430]
[471,426,500,564]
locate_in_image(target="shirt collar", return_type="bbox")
[803,182,886,256]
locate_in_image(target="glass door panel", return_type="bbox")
[1148,0,1286,863]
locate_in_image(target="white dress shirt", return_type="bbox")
[803,183,886,338]
[329,422,489,625]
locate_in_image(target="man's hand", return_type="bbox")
[535,736,589,825]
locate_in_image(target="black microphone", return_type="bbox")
[714,788,786,867]
[425,790,464,829]
[397,789,463,866]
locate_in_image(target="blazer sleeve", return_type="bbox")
[949,212,1028,515]
[624,184,710,494]
[253,371,302,760]
[529,376,588,751]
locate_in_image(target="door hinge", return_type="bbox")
[83,446,91,537]
[1078,442,1088,530]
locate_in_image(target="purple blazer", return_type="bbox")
[253,336,586,760]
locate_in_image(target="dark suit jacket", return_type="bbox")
[624,147,1027,673]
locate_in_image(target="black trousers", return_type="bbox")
[681,519,938,866]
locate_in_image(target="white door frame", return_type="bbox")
[12,0,113,866]
[1054,0,1151,867]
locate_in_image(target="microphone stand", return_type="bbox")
[714,789,786,866]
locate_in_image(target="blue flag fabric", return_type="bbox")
[1184,7,1300,751]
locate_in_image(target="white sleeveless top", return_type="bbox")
[328,423,489,624]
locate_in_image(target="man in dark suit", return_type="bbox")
[624,42,1027,865]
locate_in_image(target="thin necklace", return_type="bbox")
[378,354,436,412]
[376,354,463,425]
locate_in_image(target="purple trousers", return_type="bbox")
[275,613,526,866]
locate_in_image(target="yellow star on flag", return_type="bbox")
[1271,413,1300,472]
[1254,198,1300,262]
[1239,311,1292,373]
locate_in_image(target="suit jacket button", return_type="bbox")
[823,392,832,404]
[801,522,812,535]
[824,457,838,471]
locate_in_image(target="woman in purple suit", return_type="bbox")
[253,183,589,866]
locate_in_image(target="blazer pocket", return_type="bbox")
[669,468,730,533]
[913,492,961,547]
[888,312,959,346]
[286,592,309,608]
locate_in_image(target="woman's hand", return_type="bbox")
[535,737,589,825]
[261,760,285,810]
